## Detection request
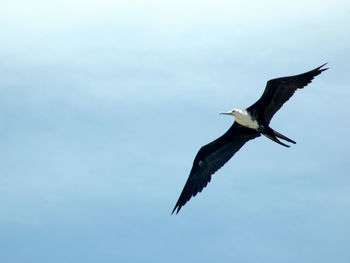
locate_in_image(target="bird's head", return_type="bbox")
[219,109,238,117]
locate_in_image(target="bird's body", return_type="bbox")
[230,109,259,129]
[172,64,328,214]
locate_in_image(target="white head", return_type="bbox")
[219,108,258,129]
[219,109,240,118]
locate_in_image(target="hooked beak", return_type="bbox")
[219,111,233,116]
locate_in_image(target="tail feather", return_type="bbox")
[262,133,290,147]
[260,126,296,147]
[272,130,296,144]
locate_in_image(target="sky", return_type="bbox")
[0,0,350,262]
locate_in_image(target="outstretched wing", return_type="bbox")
[172,122,260,214]
[247,63,328,123]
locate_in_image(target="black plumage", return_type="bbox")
[247,63,328,124]
[172,64,328,214]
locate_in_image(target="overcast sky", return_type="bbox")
[1,1,350,262]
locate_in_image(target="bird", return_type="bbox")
[172,63,328,214]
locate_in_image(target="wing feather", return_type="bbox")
[172,122,260,214]
[247,63,328,123]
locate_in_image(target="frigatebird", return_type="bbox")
[172,64,328,214]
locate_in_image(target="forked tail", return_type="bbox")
[273,129,296,144]
[261,127,296,148]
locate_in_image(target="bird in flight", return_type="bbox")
[172,64,328,214]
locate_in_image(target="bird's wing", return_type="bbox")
[247,63,328,123]
[172,122,260,214]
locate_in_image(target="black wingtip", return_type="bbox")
[317,63,329,72]
[171,204,181,215]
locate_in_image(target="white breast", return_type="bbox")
[234,109,259,130]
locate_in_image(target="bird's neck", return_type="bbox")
[234,109,259,129]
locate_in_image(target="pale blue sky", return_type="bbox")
[0,0,350,262]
